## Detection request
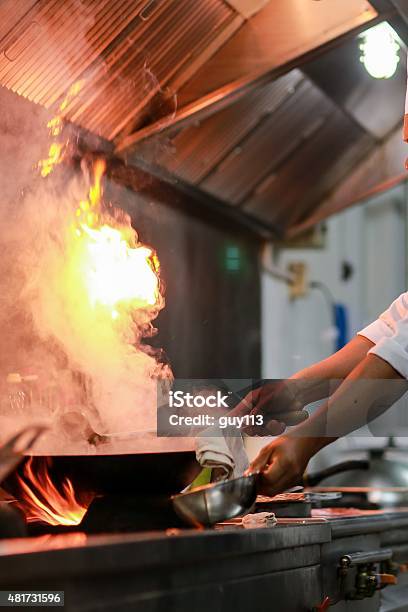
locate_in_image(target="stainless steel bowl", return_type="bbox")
[172,473,258,527]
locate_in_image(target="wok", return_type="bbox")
[3,379,310,498]
[3,452,201,497]
[313,445,408,508]
[4,455,366,507]
[173,460,367,527]
[173,472,258,527]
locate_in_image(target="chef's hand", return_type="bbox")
[245,435,318,496]
[229,380,309,436]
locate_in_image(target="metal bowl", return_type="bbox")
[172,473,258,527]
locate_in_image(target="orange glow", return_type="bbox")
[75,158,106,228]
[37,78,161,322]
[29,78,166,447]
[16,458,90,526]
[38,142,64,177]
[38,80,84,177]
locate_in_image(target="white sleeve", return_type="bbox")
[357,318,394,344]
[358,293,408,378]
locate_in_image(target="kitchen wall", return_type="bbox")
[247,182,407,464]
[262,184,406,378]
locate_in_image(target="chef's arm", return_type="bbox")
[296,352,406,450]
[248,354,407,495]
[289,335,375,406]
[231,335,375,436]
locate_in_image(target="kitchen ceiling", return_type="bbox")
[0,0,406,237]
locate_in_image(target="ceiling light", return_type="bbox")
[359,22,400,80]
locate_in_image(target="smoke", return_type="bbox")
[0,87,173,454]
[0,0,192,452]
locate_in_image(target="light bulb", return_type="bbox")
[360,22,400,80]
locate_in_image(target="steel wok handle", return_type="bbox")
[0,424,48,457]
[303,460,370,488]
[0,425,48,484]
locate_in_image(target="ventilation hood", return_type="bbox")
[0,0,406,237]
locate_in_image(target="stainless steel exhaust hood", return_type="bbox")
[0,0,405,237]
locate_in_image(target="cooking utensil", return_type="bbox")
[172,472,259,527]
[4,451,201,497]
[3,408,201,497]
[313,447,408,507]
[216,379,309,427]
[0,425,47,484]
[173,460,364,527]
[303,459,369,487]
[57,408,176,446]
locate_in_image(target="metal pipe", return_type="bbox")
[261,264,294,285]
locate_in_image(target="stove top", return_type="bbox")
[1,509,408,612]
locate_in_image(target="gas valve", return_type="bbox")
[345,563,376,599]
[339,549,396,600]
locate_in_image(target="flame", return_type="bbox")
[75,158,106,228]
[81,226,160,311]
[69,158,161,320]
[25,76,168,443]
[15,458,90,526]
[38,80,84,177]
[37,77,161,322]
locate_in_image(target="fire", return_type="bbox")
[75,158,106,228]
[82,226,160,311]
[15,458,90,526]
[70,159,161,320]
[38,80,84,177]
[38,142,64,178]
[20,73,169,446]
[40,103,162,323]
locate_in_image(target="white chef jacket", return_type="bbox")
[404,59,408,142]
[358,293,408,378]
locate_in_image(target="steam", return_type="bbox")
[0,87,174,453]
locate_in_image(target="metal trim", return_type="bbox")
[108,155,279,239]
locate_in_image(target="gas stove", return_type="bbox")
[1,509,408,611]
